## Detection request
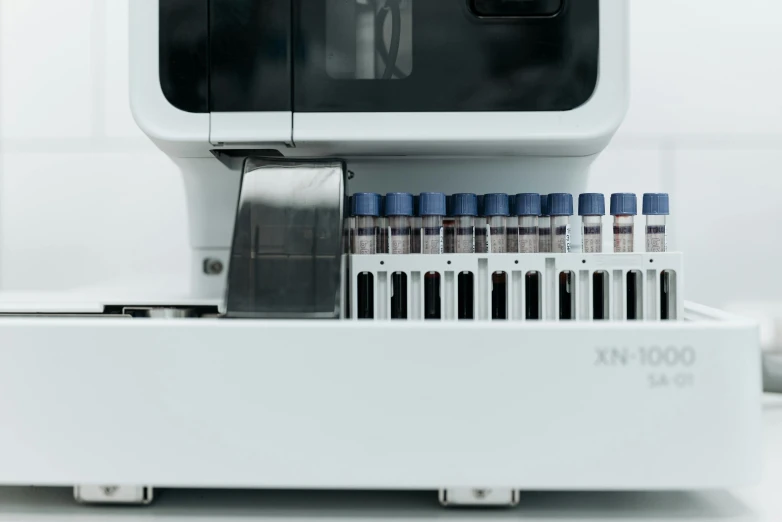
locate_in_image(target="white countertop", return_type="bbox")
[0,394,779,522]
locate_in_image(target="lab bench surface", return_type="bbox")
[0,394,780,522]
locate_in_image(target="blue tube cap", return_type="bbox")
[514,193,541,216]
[419,192,447,216]
[385,192,414,217]
[642,193,670,215]
[578,193,606,216]
[540,194,550,216]
[352,193,381,217]
[610,193,638,216]
[452,193,478,216]
[483,193,510,217]
[548,193,574,216]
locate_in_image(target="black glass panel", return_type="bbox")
[472,0,562,17]
[209,0,292,112]
[294,0,598,112]
[159,0,209,113]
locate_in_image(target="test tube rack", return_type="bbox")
[349,252,683,321]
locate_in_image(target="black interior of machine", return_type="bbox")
[160,0,599,114]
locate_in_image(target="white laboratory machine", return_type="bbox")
[0,0,762,509]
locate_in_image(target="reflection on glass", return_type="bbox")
[326,0,413,80]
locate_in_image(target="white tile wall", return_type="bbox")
[674,148,782,308]
[104,0,143,139]
[0,0,94,139]
[0,151,188,292]
[0,0,780,309]
[624,0,782,137]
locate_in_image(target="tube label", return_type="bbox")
[613,225,634,253]
[553,225,571,253]
[518,226,539,253]
[423,227,444,255]
[455,227,475,253]
[389,227,411,254]
[488,226,507,254]
[353,227,376,255]
[582,225,602,253]
[646,225,667,253]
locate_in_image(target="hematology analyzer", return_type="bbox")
[0,0,763,509]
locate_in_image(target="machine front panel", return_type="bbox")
[294,0,599,112]
[159,0,210,113]
[158,0,599,115]
[210,0,292,113]
[159,0,293,114]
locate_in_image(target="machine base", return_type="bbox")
[0,303,761,491]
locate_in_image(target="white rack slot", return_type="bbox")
[350,253,684,322]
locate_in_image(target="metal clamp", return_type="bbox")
[122,307,197,318]
[439,488,519,507]
[225,158,347,319]
[73,485,153,505]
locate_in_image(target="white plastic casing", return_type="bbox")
[0,308,761,490]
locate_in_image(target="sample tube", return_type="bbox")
[420,192,446,255]
[420,192,446,320]
[347,195,356,254]
[611,193,640,320]
[485,194,509,320]
[352,193,380,254]
[387,192,413,254]
[484,193,509,254]
[475,195,487,254]
[516,193,542,320]
[643,193,669,253]
[444,195,456,254]
[412,195,422,254]
[453,193,477,254]
[352,193,381,319]
[644,193,672,320]
[343,195,353,319]
[579,193,607,320]
[548,193,573,254]
[611,193,637,253]
[452,193,477,319]
[549,194,574,320]
[377,195,388,254]
[539,194,551,253]
[579,193,605,253]
[515,193,541,254]
[507,194,519,253]
[386,192,414,319]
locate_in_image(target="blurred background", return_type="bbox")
[0,1,780,324]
